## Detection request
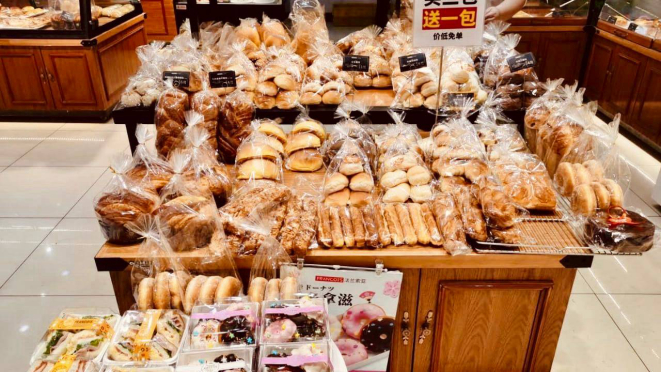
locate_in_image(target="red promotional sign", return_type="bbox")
[422,7,477,30]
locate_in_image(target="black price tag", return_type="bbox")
[209,71,236,89]
[506,52,536,73]
[446,93,475,107]
[607,15,616,24]
[343,55,369,72]
[399,53,427,72]
[163,71,190,88]
[628,22,638,31]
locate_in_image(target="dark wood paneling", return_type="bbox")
[98,22,146,105]
[536,32,587,84]
[142,0,177,40]
[630,58,661,145]
[41,49,101,110]
[389,269,420,372]
[516,32,541,58]
[0,48,53,110]
[413,268,575,372]
[602,46,647,118]
[583,35,616,102]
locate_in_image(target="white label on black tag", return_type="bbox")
[175,3,186,9]
[628,23,638,31]
[607,15,616,24]
[343,55,369,72]
[163,71,190,88]
[209,71,236,88]
[399,53,427,72]
[506,52,536,73]
[446,93,475,107]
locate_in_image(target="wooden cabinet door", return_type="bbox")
[40,48,103,111]
[388,269,420,372]
[602,46,647,119]
[536,32,587,83]
[629,58,661,145]
[413,269,576,372]
[0,47,53,110]
[516,32,541,57]
[583,35,617,102]
[142,0,177,40]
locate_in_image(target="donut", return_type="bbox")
[329,314,344,341]
[336,338,368,366]
[263,318,297,343]
[341,303,386,339]
[360,317,395,353]
[219,315,256,345]
[190,319,220,349]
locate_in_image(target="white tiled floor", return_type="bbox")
[0,121,660,371]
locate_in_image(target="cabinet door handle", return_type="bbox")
[39,72,45,82]
[418,310,433,344]
[401,311,410,346]
[47,72,54,81]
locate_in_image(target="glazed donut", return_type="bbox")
[360,317,395,353]
[341,303,386,339]
[190,319,220,349]
[554,162,576,197]
[591,182,611,210]
[263,318,297,343]
[335,338,368,366]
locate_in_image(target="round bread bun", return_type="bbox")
[286,132,322,155]
[349,191,371,207]
[407,165,432,186]
[264,136,285,155]
[591,182,611,210]
[324,173,350,194]
[276,90,299,109]
[322,90,343,105]
[410,184,433,202]
[138,278,154,311]
[303,82,323,93]
[300,92,322,105]
[254,93,276,109]
[372,75,392,88]
[236,143,279,163]
[324,188,350,206]
[572,163,592,186]
[292,120,326,141]
[153,272,171,310]
[421,81,438,97]
[258,122,287,144]
[274,74,297,91]
[235,27,260,48]
[287,149,323,172]
[571,184,597,216]
[602,179,623,207]
[354,74,372,88]
[257,81,278,96]
[451,69,470,84]
[339,156,364,176]
[554,162,576,197]
[237,159,280,181]
[199,276,221,305]
[381,170,407,189]
[383,182,411,203]
[349,172,374,192]
[184,275,207,314]
[322,81,343,93]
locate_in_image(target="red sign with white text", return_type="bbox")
[422,7,477,30]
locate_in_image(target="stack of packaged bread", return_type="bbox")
[285,116,327,172]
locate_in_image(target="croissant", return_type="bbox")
[157,195,217,251]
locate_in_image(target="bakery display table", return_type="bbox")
[95,169,594,372]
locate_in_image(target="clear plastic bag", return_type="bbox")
[323,102,377,169]
[166,29,205,93]
[375,111,423,164]
[286,110,326,172]
[182,123,232,207]
[524,78,564,153]
[474,21,510,80]
[431,193,470,255]
[260,14,292,48]
[534,82,582,163]
[492,151,557,211]
[300,43,350,105]
[155,80,190,158]
[212,41,259,96]
[126,124,173,193]
[277,189,320,256]
[217,89,255,163]
[260,342,331,371]
[235,131,284,183]
[189,90,220,154]
[249,235,294,302]
[255,48,304,110]
[117,41,170,109]
[439,47,487,112]
[476,176,531,244]
[94,153,159,245]
[378,139,434,204]
[338,26,393,90]
[390,48,437,109]
[261,298,329,343]
[290,0,329,65]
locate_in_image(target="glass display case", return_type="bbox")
[0,0,143,38]
[598,0,660,40]
[511,0,589,25]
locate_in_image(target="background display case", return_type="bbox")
[0,0,147,120]
[512,0,590,26]
[597,0,660,47]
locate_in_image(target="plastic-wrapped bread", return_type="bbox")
[432,193,470,255]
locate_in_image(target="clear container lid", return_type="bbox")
[176,347,254,371]
[103,310,189,366]
[261,298,329,344]
[188,302,260,351]
[100,366,175,372]
[259,342,331,372]
[28,359,100,372]
[30,308,120,365]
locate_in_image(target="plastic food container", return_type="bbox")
[259,342,331,372]
[28,359,100,372]
[176,347,254,371]
[29,308,120,365]
[187,302,260,351]
[103,310,189,366]
[261,298,329,344]
[100,366,175,372]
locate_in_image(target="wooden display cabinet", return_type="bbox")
[0,14,147,120]
[142,0,178,40]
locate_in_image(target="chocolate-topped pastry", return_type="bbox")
[214,353,239,363]
[586,208,655,253]
[360,317,395,353]
[219,316,256,345]
[499,72,524,85]
[289,313,326,338]
[499,96,522,111]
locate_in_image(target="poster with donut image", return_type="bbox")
[281,264,403,372]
